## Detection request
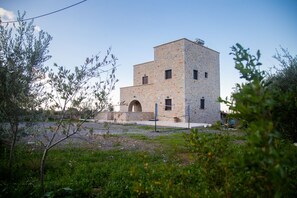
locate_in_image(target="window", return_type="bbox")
[205,72,208,78]
[165,69,172,79]
[165,99,172,111]
[200,97,205,109]
[142,75,148,84]
[193,70,198,80]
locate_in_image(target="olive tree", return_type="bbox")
[0,12,52,175]
[36,49,118,192]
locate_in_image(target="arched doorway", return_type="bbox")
[128,100,142,112]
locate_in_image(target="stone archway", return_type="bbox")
[128,100,142,112]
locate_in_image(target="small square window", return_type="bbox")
[142,75,148,84]
[165,99,172,111]
[193,70,198,80]
[165,69,172,79]
[205,72,208,78]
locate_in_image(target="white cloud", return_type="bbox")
[0,7,15,22]
[0,8,42,32]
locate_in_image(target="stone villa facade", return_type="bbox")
[119,38,220,124]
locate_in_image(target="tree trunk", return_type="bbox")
[40,147,49,193]
[8,122,18,180]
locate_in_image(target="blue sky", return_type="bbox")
[1,0,297,111]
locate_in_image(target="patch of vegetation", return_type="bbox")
[1,128,296,197]
[127,131,187,152]
[136,125,156,131]
[0,143,190,197]
[136,124,182,132]
[126,133,150,141]
[186,129,297,197]
[150,132,187,151]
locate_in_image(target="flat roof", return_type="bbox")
[154,38,219,54]
[134,60,154,67]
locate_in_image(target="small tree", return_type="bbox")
[219,44,296,196]
[0,12,52,176]
[37,49,118,192]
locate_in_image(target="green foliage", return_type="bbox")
[1,10,119,194]
[219,43,297,196]
[0,129,296,197]
[187,129,231,155]
[0,12,52,177]
[186,130,237,195]
[152,132,187,151]
[231,43,265,82]
[269,48,297,141]
[137,125,156,131]
[34,35,118,192]
[46,48,118,115]
[0,12,52,122]
[221,44,297,142]
[185,128,297,197]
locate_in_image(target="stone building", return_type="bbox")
[120,38,220,124]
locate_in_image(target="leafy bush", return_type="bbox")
[218,43,297,196]
[185,129,240,196]
[268,48,297,142]
[185,128,297,197]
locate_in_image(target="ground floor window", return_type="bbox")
[200,97,205,109]
[165,99,172,111]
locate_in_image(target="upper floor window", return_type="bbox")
[205,72,208,78]
[165,99,172,111]
[165,69,172,79]
[193,70,198,80]
[142,75,148,84]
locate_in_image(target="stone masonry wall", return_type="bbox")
[95,112,154,122]
[184,40,220,123]
[133,61,155,86]
[153,39,186,122]
[120,84,156,112]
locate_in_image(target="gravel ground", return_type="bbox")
[18,122,236,151]
[19,122,189,151]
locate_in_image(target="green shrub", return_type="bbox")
[218,43,297,196]
[185,129,241,196]
[269,49,297,142]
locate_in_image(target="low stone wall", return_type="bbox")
[95,112,154,122]
[94,112,114,120]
